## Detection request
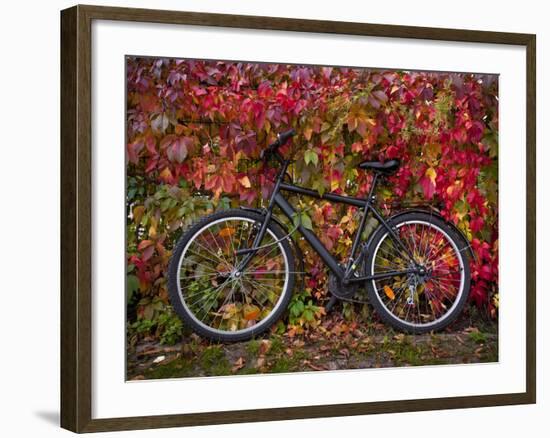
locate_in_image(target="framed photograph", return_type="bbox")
[60,4,536,433]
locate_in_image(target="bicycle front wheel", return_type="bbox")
[365,211,471,333]
[168,209,295,342]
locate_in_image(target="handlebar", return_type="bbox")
[260,129,296,160]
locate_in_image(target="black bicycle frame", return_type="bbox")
[237,157,420,284]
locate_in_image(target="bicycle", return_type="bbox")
[168,129,472,342]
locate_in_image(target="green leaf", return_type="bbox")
[300,212,313,230]
[312,178,326,196]
[127,187,137,200]
[303,309,314,322]
[127,274,140,303]
[292,211,313,230]
[304,150,319,166]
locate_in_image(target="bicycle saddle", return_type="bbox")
[358,159,400,174]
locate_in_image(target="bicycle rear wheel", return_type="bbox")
[365,211,471,333]
[168,209,295,342]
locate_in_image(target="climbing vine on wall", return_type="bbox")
[126,57,498,343]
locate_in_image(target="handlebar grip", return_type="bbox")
[277,129,296,146]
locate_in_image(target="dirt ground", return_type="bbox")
[127,311,498,380]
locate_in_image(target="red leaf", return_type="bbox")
[141,245,155,262]
[137,240,154,251]
[470,216,484,233]
[127,140,144,164]
[467,120,484,143]
[419,175,436,199]
[386,145,399,159]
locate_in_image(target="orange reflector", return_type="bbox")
[383,285,396,300]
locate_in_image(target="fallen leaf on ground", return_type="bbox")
[339,348,350,358]
[393,333,406,342]
[231,357,245,372]
[304,360,326,371]
[259,340,272,355]
[455,335,466,345]
[153,355,165,364]
[463,327,480,334]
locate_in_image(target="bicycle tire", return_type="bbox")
[365,211,471,333]
[168,209,295,342]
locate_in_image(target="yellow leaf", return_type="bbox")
[174,124,185,135]
[233,150,243,163]
[159,167,173,182]
[238,175,251,188]
[321,122,331,132]
[347,115,358,131]
[221,303,238,319]
[304,126,313,141]
[149,217,158,238]
[425,167,437,184]
[133,205,145,224]
[383,285,396,300]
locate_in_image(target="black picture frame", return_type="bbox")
[60,4,536,432]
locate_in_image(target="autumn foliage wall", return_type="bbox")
[126,57,498,343]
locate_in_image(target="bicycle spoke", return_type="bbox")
[192,238,233,271]
[245,239,280,272]
[429,273,459,300]
[182,249,227,273]
[206,226,232,268]
[243,276,279,301]
[178,271,219,281]
[239,279,265,309]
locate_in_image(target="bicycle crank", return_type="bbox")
[328,272,359,299]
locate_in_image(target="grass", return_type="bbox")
[245,339,261,356]
[144,358,194,380]
[468,330,489,344]
[200,345,231,375]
